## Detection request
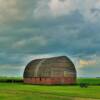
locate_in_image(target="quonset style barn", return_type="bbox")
[23,56,76,85]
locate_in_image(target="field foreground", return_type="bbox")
[0,83,100,100]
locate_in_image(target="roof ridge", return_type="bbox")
[34,56,67,60]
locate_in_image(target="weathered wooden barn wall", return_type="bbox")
[24,77,76,85]
[23,56,76,85]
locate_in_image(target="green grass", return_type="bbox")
[0,77,100,85]
[0,83,100,100]
[77,78,100,85]
[0,77,100,100]
[0,77,22,80]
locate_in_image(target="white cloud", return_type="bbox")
[33,0,77,18]
[13,36,48,48]
[0,64,25,77]
[23,54,55,63]
[79,59,96,67]
[33,0,50,19]
[77,0,100,22]
[77,54,100,69]
[33,0,100,22]
[0,0,100,23]
[49,0,76,16]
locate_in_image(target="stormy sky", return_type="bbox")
[0,0,100,77]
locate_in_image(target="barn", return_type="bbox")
[23,56,76,85]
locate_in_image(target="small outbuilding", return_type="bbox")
[23,56,76,85]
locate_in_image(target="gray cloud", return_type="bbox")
[0,0,100,77]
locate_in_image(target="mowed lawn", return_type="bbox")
[0,82,100,100]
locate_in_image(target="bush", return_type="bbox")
[80,83,89,88]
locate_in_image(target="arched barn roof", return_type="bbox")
[23,56,76,78]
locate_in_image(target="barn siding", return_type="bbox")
[24,77,75,85]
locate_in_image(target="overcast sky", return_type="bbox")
[0,0,100,77]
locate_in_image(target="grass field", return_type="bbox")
[77,78,100,85]
[0,78,100,100]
